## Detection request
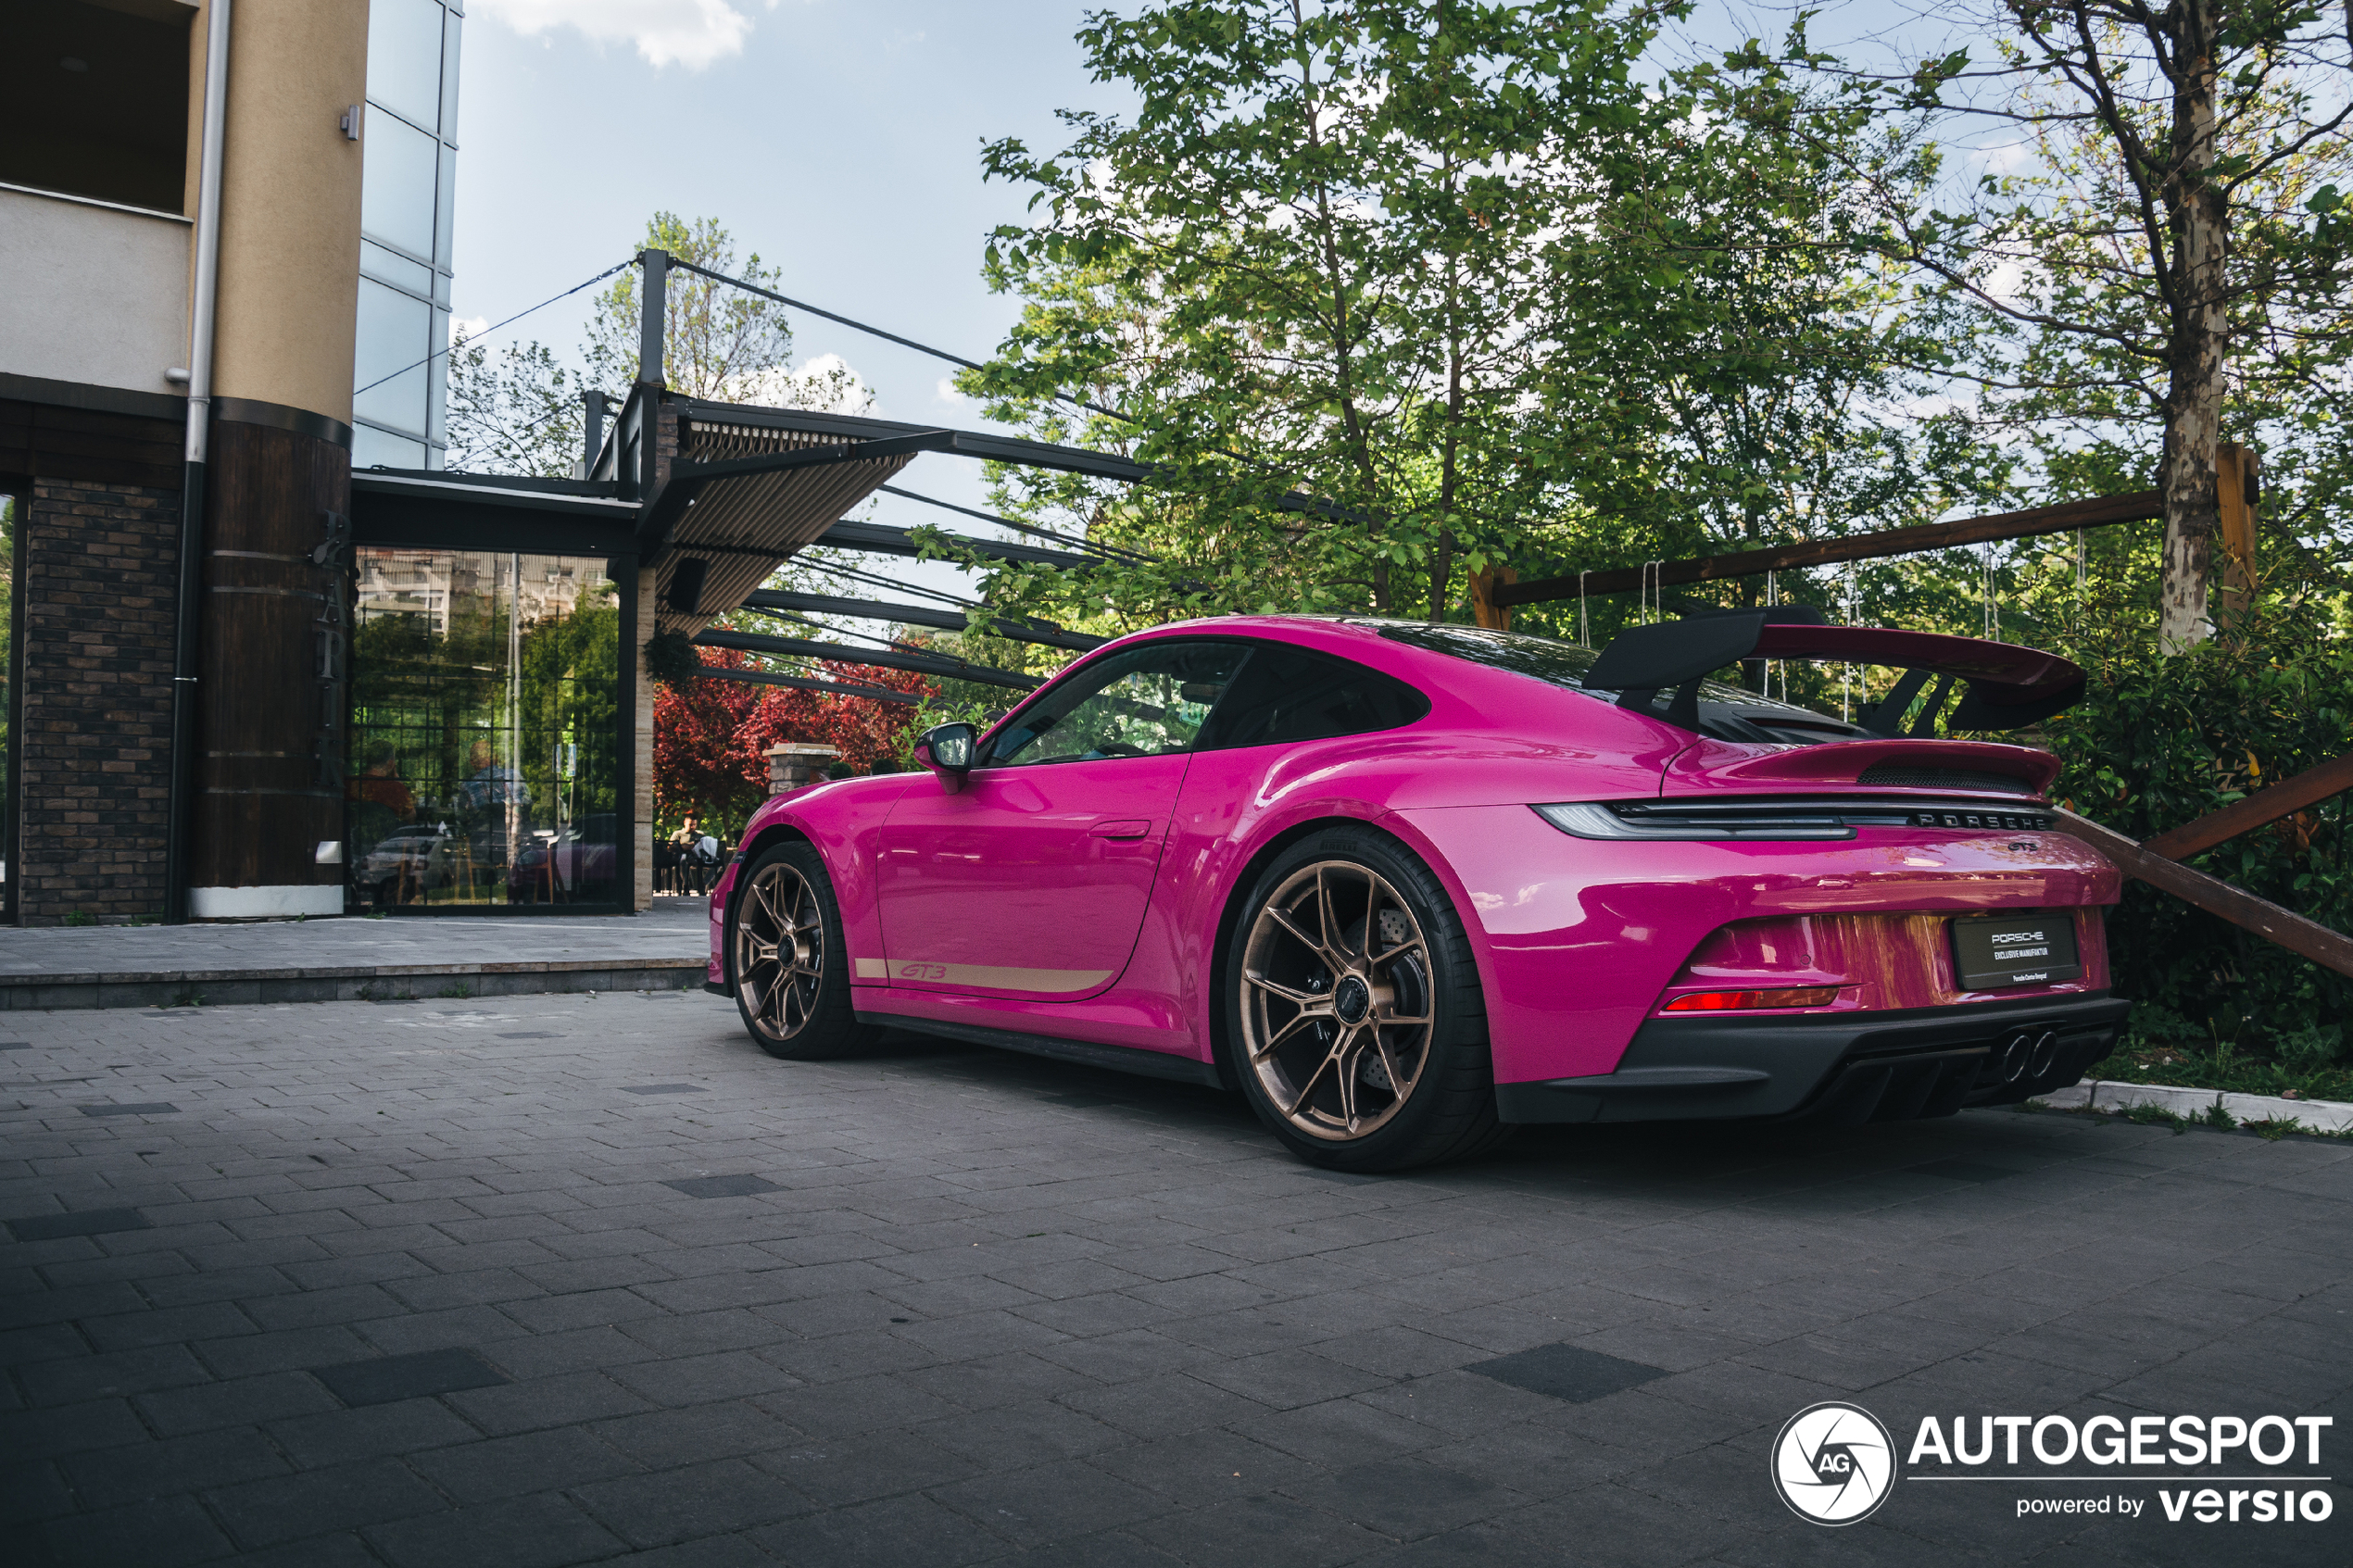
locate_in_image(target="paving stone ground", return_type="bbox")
[2,992,2347,1566]
[0,899,708,982]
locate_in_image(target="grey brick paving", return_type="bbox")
[1,991,2347,1565]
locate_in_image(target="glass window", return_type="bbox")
[1202,643,1428,749]
[352,424,427,470]
[988,641,1249,767]
[366,0,444,132]
[359,107,439,259]
[1372,621,1608,692]
[0,490,17,922]
[434,141,458,272]
[439,9,464,141]
[354,276,431,434]
[0,3,189,213]
[359,238,434,297]
[348,550,622,909]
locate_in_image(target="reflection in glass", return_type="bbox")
[348,550,621,909]
[354,278,432,433]
[0,493,15,920]
[366,0,445,133]
[352,425,427,470]
[359,110,439,260]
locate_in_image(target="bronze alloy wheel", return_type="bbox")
[1239,859,1436,1141]
[733,859,826,1044]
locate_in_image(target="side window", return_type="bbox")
[988,641,1250,767]
[1200,644,1429,749]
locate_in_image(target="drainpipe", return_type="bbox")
[164,0,232,924]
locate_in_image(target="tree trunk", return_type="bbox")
[2157,0,2227,655]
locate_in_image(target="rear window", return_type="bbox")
[1200,642,1429,749]
[1366,621,1865,746]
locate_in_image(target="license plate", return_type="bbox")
[1950,912,2082,990]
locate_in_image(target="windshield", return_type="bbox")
[1365,621,1867,746]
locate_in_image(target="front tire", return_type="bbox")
[1224,828,1509,1172]
[727,842,879,1060]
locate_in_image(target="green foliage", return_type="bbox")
[643,630,704,687]
[961,2,2017,650]
[445,336,581,478]
[2041,591,2351,1033]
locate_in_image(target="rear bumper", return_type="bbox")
[1492,992,2130,1126]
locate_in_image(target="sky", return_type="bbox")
[441,0,1987,630]
[450,0,1133,616]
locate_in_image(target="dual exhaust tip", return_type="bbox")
[1998,1030,2062,1085]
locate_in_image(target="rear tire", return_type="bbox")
[1224,827,1510,1173]
[727,842,880,1060]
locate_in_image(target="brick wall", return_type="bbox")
[16,479,179,924]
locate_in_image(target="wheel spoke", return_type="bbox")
[1250,1007,1324,1063]
[1369,935,1422,969]
[1286,1035,1345,1120]
[1264,904,1330,961]
[1374,1035,1408,1101]
[1335,1035,1363,1130]
[1315,867,1349,960]
[1245,970,1331,1007]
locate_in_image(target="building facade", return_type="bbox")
[0,0,644,926]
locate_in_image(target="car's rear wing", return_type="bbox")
[1583,608,2084,735]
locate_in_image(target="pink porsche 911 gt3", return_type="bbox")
[704,609,2126,1172]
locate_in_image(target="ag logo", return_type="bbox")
[1771,1402,1896,1525]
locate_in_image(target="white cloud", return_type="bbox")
[474,0,756,70]
[935,376,969,408]
[730,354,875,415]
[450,314,489,342]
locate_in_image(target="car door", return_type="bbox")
[873,639,1252,1000]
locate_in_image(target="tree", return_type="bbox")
[651,647,934,834]
[585,211,871,409]
[446,213,874,477]
[445,336,583,478]
[1863,0,2353,650]
[958,2,2018,651]
[965,0,1680,621]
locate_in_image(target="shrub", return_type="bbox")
[2040,602,2351,1040]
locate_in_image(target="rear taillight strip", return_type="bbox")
[1533,797,2057,842]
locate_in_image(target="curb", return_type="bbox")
[2032,1078,2353,1134]
[0,958,708,1011]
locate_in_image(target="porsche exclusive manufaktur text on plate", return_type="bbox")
[703,609,2128,1173]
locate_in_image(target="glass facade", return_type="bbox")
[348,549,621,909]
[353,0,461,470]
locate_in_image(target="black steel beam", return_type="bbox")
[669,398,1372,525]
[814,518,1097,571]
[695,666,924,705]
[740,589,1105,653]
[878,483,1154,566]
[693,628,1043,690]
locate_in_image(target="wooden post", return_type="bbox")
[1469,565,1516,631]
[2215,443,2259,631]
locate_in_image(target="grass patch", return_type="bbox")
[2090,1005,2352,1105]
[2120,1102,2190,1134]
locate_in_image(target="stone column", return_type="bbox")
[765,743,838,797]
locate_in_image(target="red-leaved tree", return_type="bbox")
[652,646,933,835]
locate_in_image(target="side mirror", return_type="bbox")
[913,722,977,792]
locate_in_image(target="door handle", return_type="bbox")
[1089,819,1154,840]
